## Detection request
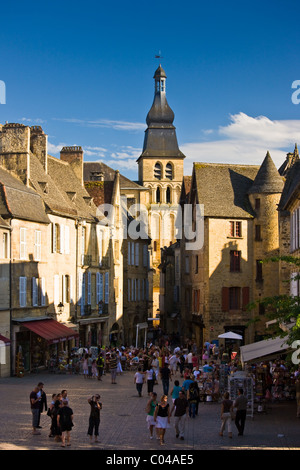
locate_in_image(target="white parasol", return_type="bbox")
[218,331,243,340]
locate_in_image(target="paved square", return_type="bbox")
[0,369,299,451]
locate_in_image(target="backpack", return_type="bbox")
[189,386,198,402]
[97,356,104,368]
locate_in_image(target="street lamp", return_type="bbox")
[57,302,64,315]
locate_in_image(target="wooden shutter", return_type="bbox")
[222,287,229,312]
[135,243,139,266]
[87,272,91,305]
[96,272,103,303]
[104,272,109,304]
[32,277,38,307]
[52,223,56,253]
[19,277,27,307]
[20,228,26,259]
[242,287,250,310]
[41,277,46,306]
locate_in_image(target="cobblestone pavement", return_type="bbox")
[0,369,300,452]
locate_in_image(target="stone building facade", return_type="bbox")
[161,152,286,349]
[0,123,122,375]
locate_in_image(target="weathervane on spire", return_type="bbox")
[155,50,163,65]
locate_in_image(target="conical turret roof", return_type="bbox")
[248,151,284,194]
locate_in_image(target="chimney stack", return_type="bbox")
[30,126,48,173]
[0,123,30,185]
[60,146,84,186]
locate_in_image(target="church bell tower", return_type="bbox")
[137,65,186,315]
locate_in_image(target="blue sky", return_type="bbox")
[1,0,300,180]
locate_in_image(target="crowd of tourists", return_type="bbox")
[30,341,238,447]
[30,340,300,447]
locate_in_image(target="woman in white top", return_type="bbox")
[134,367,145,397]
[146,368,155,395]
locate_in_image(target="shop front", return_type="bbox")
[77,317,108,349]
[14,318,79,374]
[0,334,11,378]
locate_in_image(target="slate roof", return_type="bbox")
[83,161,145,191]
[137,66,186,161]
[47,156,97,220]
[28,153,97,221]
[193,163,260,218]
[0,215,10,229]
[179,175,192,204]
[278,159,300,211]
[29,153,78,218]
[248,152,284,194]
[0,166,50,224]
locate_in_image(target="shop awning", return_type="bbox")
[0,334,11,346]
[22,319,79,344]
[240,336,290,364]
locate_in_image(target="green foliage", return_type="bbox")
[249,256,300,346]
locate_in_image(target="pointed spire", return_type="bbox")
[146,65,175,128]
[248,151,284,194]
[137,66,185,160]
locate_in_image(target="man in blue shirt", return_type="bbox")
[182,376,194,392]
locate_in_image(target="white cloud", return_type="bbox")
[21,117,46,124]
[181,113,300,175]
[83,146,107,158]
[110,146,141,160]
[85,146,107,152]
[52,117,145,131]
[48,142,66,155]
[106,158,138,171]
[104,146,142,173]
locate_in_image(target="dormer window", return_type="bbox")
[91,171,104,181]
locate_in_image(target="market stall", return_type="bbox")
[240,336,290,366]
[228,371,254,418]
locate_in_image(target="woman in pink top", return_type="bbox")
[191,353,199,370]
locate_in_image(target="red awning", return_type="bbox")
[22,319,79,344]
[0,334,11,346]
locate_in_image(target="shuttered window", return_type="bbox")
[104,272,109,304]
[97,272,103,303]
[34,230,42,261]
[32,277,38,307]
[230,250,241,272]
[222,286,249,311]
[19,277,27,307]
[20,228,26,260]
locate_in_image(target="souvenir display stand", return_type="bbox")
[228,372,254,418]
[16,350,25,378]
[219,363,229,395]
